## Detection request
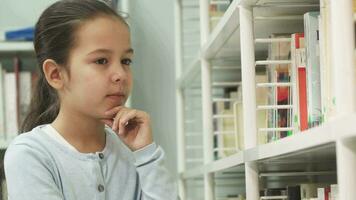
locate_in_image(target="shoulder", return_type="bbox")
[5,125,55,169]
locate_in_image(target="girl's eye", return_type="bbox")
[95,58,109,65]
[121,58,132,66]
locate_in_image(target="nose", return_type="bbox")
[111,63,126,83]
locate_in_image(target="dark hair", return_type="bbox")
[20,0,128,133]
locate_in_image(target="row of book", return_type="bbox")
[217,183,338,200]
[0,58,37,142]
[211,10,334,159]
[260,184,338,200]
[265,11,325,140]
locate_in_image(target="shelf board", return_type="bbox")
[201,0,318,61]
[201,0,240,59]
[181,151,244,179]
[246,114,356,162]
[0,41,34,52]
[243,0,319,6]
[181,114,356,179]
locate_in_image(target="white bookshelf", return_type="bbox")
[0,41,34,52]
[175,0,356,200]
[0,41,35,149]
[0,139,13,150]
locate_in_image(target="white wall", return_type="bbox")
[127,1,178,176]
[0,0,58,31]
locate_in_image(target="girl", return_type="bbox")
[4,0,178,199]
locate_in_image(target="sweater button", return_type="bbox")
[98,153,104,159]
[98,184,105,192]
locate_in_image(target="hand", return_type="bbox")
[101,106,153,151]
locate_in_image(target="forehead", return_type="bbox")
[73,16,131,53]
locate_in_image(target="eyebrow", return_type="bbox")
[87,48,134,55]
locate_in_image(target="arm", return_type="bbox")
[4,144,64,200]
[133,143,178,200]
[101,107,179,199]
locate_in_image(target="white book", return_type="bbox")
[319,0,336,122]
[330,184,338,200]
[300,183,318,199]
[256,74,268,145]
[232,89,244,151]
[19,72,32,130]
[304,12,322,128]
[4,73,18,140]
[317,188,325,200]
[291,33,301,133]
[0,63,5,140]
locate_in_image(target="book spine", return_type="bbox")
[0,64,5,139]
[304,12,322,128]
[13,57,20,130]
[4,73,18,139]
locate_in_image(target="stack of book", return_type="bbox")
[0,57,37,142]
[260,184,338,200]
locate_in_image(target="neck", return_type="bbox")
[51,106,106,153]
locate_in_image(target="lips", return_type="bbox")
[106,92,126,101]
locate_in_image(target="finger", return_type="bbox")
[113,108,129,132]
[101,119,113,127]
[117,110,130,135]
[104,106,125,117]
[118,110,138,135]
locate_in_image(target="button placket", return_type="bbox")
[94,154,106,199]
[97,184,105,192]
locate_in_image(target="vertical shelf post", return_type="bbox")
[336,138,356,200]
[330,0,356,115]
[175,0,186,199]
[330,0,356,199]
[200,0,214,199]
[239,4,260,200]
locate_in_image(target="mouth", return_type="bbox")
[106,92,126,101]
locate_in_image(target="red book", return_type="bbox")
[298,68,308,131]
[294,33,308,131]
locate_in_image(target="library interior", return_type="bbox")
[0,0,355,200]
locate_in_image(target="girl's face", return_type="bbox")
[61,16,133,120]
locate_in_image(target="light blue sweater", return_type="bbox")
[4,124,178,200]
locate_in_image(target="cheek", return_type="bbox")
[126,71,133,89]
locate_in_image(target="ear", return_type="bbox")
[42,59,65,90]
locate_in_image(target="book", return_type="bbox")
[13,57,20,130]
[0,63,5,140]
[319,0,336,122]
[4,72,18,140]
[286,184,331,200]
[317,186,330,200]
[304,12,322,128]
[5,26,34,41]
[233,87,244,150]
[300,183,319,199]
[291,33,308,132]
[19,72,32,130]
[329,184,338,200]
[297,48,308,132]
[287,185,301,200]
[256,73,268,145]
